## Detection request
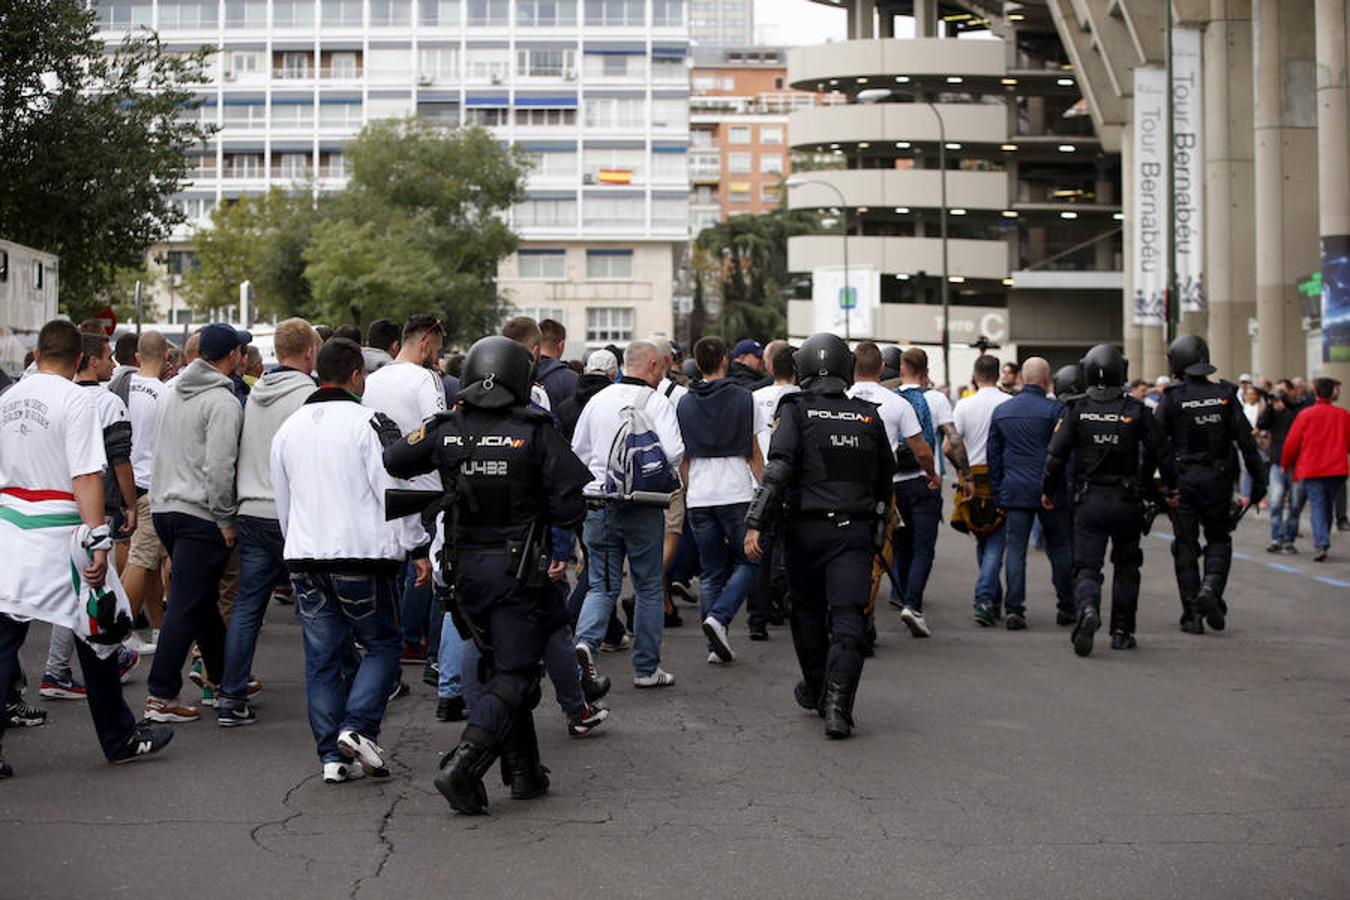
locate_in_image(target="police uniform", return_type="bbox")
[745,333,895,739]
[383,336,591,816]
[1155,335,1266,634]
[1043,345,1173,656]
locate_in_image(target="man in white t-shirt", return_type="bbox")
[752,340,800,460]
[0,321,173,776]
[952,354,1014,625]
[119,330,170,646]
[572,340,685,689]
[747,340,799,636]
[362,314,444,671]
[677,336,763,661]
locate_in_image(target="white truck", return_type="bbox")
[0,239,60,376]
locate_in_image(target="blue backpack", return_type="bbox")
[605,387,680,495]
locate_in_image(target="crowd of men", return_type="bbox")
[1,312,1347,814]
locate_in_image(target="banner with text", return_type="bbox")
[1173,27,1205,314]
[1132,66,1168,326]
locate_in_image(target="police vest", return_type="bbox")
[1073,393,1147,486]
[785,392,887,517]
[1164,379,1237,468]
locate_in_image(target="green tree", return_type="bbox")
[696,205,818,342]
[0,0,214,321]
[305,119,528,337]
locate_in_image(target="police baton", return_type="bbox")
[1229,498,1254,532]
[582,490,673,510]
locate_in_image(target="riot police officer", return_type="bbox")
[1042,344,1174,657]
[1052,363,1086,405]
[383,336,592,815]
[1156,334,1266,635]
[743,333,895,739]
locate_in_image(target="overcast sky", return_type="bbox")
[751,1,932,45]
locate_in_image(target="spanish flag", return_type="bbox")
[598,168,634,185]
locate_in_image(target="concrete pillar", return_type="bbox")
[914,0,938,38]
[1122,121,1144,364]
[1253,0,1321,381]
[1316,0,1350,391]
[1203,0,1257,378]
[848,0,877,40]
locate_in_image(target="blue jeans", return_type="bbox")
[576,505,664,677]
[435,610,463,700]
[891,478,942,612]
[974,525,1007,610]
[1268,464,1293,543]
[220,516,286,702]
[1004,508,1074,615]
[399,560,434,650]
[687,502,758,630]
[1276,471,1308,545]
[462,624,585,720]
[292,570,402,764]
[1304,476,1344,550]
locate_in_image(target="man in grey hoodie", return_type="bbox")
[362,318,400,375]
[217,318,319,726]
[144,323,249,724]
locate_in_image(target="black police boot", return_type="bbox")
[1178,599,1205,635]
[436,696,466,722]
[821,672,859,740]
[1110,631,1137,651]
[1197,578,1226,632]
[748,619,769,641]
[499,713,550,801]
[434,738,497,815]
[793,679,824,717]
[1072,606,1100,658]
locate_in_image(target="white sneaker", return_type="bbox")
[599,634,632,652]
[702,616,735,662]
[337,730,388,776]
[899,606,931,638]
[634,667,676,688]
[322,761,366,784]
[124,631,157,655]
[706,651,724,665]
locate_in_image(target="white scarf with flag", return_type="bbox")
[0,488,131,659]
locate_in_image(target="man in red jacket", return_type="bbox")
[1281,378,1350,561]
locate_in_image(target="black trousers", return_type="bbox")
[1071,489,1144,635]
[0,614,135,759]
[147,512,231,701]
[454,551,553,746]
[747,523,789,628]
[1170,472,1233,612]
[782,518,873,691]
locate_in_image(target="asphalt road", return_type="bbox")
[1,508,1347,900]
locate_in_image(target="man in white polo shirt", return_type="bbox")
[952,354,1013,626]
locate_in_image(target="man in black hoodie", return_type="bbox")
[558,350,617,441]
[535,318,578,409]
[727,339,771,391]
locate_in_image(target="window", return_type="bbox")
[583,53,645,79]
[465,107,509,126]
[760,125,783,145]
[583,195,643,227]
[583,147,643,181]
[586,307,634,343]
[416,101,460,124]
[327,52,359,78]
[760,154,784,175]
[584,96,644,128]
[524,150,577,176]
[729,185,750,203]
[277,153,312,178]
[653,56,685,80]
[322,0,363,26]
[650,98,687,128]
[222,153,264,177]
[32,260,44,290]
[584,0,643,26]
[515,107,577,127]
[271,101,315,128]
[167,250,199,275]
[466,0,509,25]
[514,198,577,227]
[586,250,633,279]
[272,0,315,26]
[761,185,782,204]
[693,75,716,91]
[277,50,313,78]
[172,195,216,221]
[369,94,413,118]
[158,0,218,28]
[690,129,715,148]
[518,250,566,279]
[728,126,751,145]
[320,101,362,127]
[652,196,688,228]
[222,102,266,129]
[652,0,683,25]
[465,48,510,81]
[514,306,566,325]
[223,50,263,79]
[320,152,348,177]
[651,151,687,180]
[518,48,575,77]
[416,47,457,80]
[188,154,217,178]
[419,0,461,25]
[370,0,412,25]
[728,152,751,174]
[517,0,577,26]
[224,0,267,26]
[95,1,153,28]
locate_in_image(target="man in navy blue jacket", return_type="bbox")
[988,358,1074,629]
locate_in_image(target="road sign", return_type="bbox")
[838,286,857,310]
[94,307,117,337]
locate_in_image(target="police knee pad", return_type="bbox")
[483,678,525,712]
[829,634,866,656]
[1111,546,1143,570]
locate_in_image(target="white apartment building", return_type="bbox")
[93,0,691,354]
[688,0,751,46]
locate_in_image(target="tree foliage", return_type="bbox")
[695,204,819,343]
[0,0,213,321]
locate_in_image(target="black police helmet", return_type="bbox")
[460,335,534,409]
[881,346,903,373]
[1167,333,1217,377]
[1080,344,1128,389]
[795,332,853,390]
[1053,363,1086,399]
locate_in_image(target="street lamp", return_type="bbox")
[786,174,851,341]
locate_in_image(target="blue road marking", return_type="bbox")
[1232,551,1252,561]
[1263,562,1300,573]
[1312,576,1350,589]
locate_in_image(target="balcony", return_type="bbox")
[273,67,315,82]
[789,102,1008,151]
[788,38,1007,91]
[788,234,1009,281]
[787,170,1011,213]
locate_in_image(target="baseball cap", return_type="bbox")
[585,349,618,375]
[732,339,764,359]
[1239,372,1252,383]
[199,323,252,361]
